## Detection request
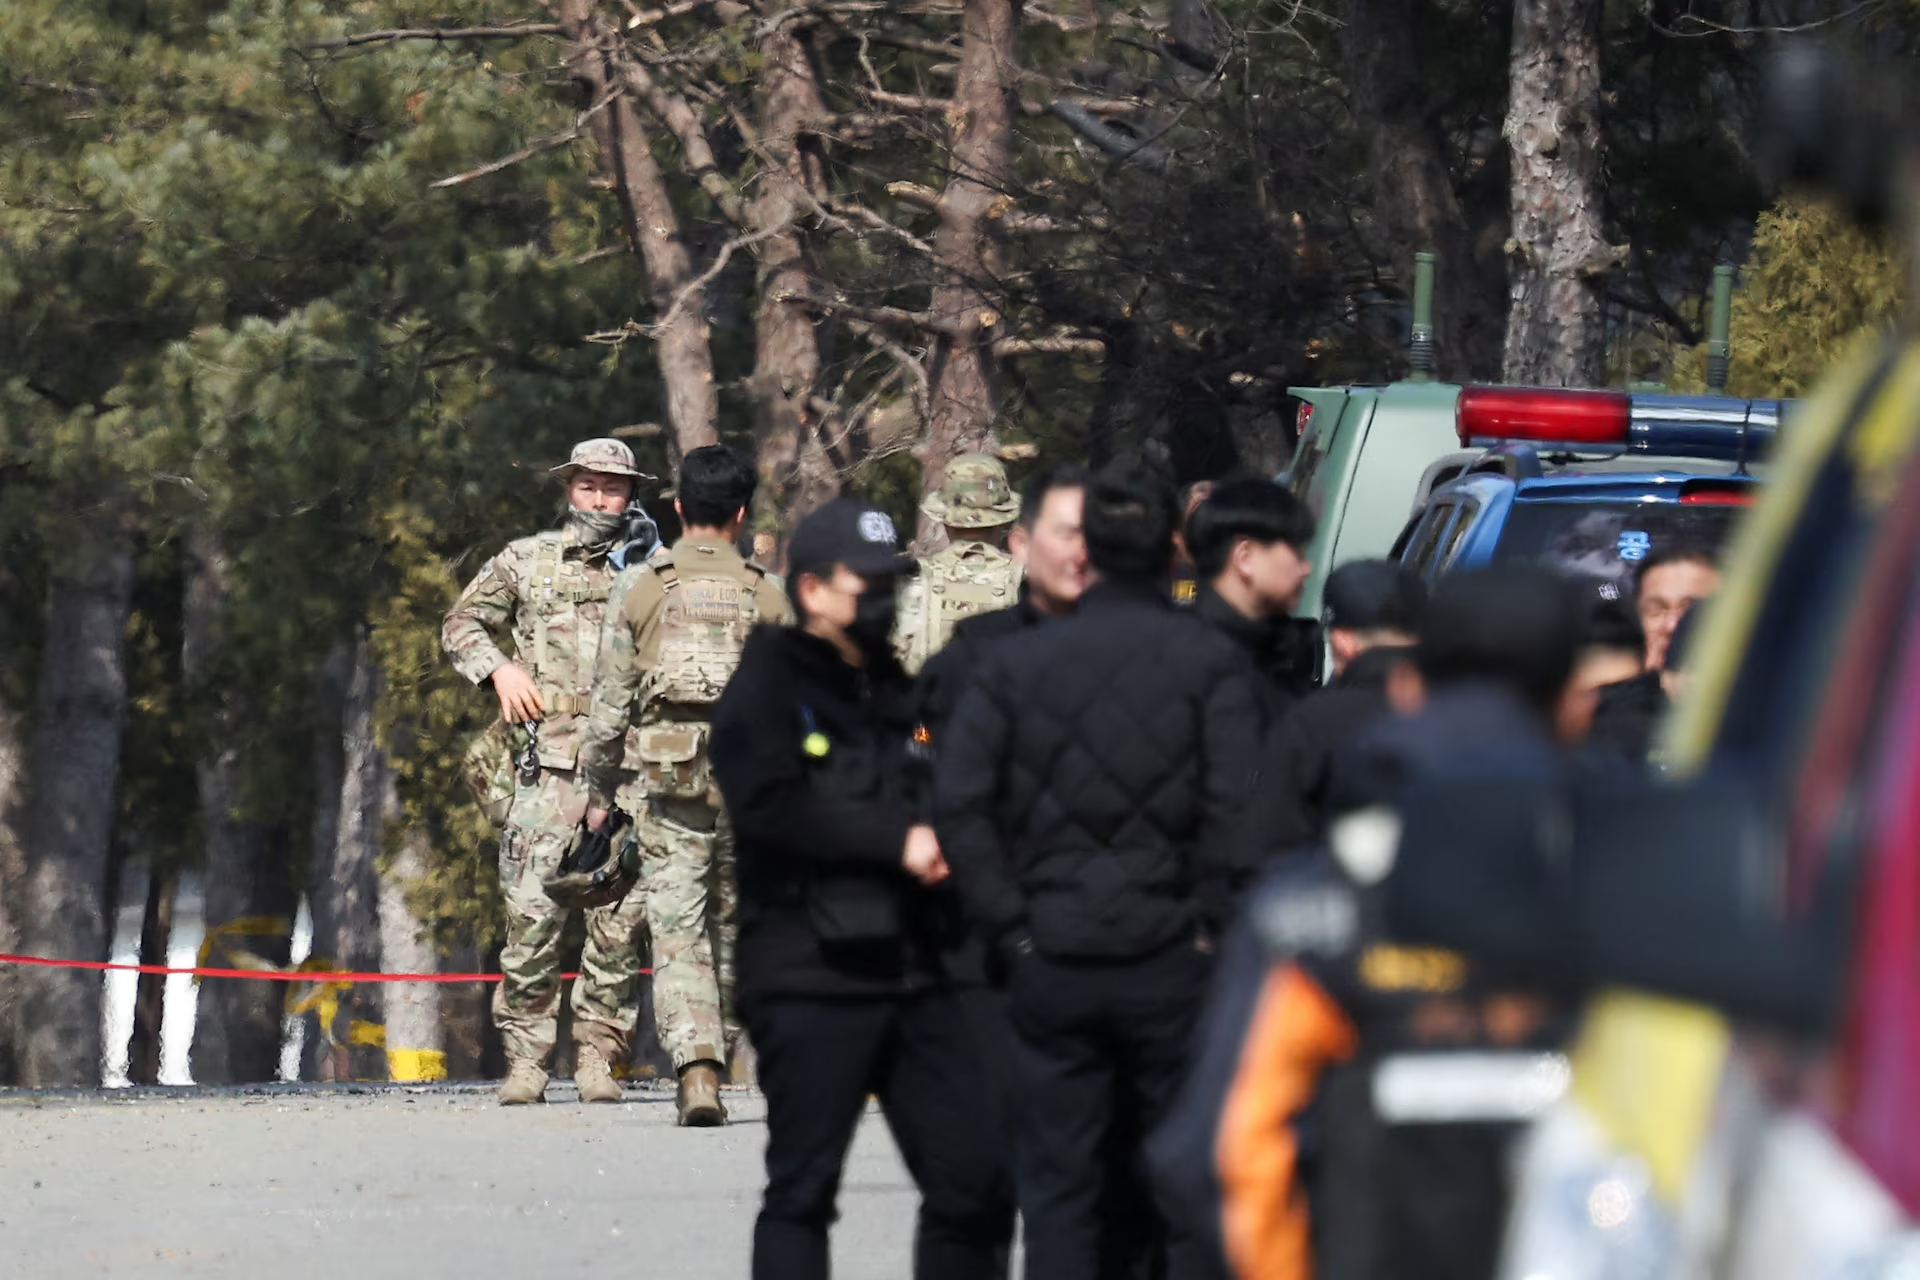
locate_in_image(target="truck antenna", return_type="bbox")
[1707,264,1735,394]
[1409,251,1437,383]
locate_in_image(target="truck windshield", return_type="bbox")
[1490,500,1748,598]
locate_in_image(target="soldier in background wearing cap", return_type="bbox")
[441,438,656,1106]
[709,497,1012,1280]
[894,452,1023,675]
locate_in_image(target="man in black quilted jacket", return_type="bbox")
[935,462,1266,1280]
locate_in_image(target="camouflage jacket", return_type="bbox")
[893,540,1022,675]
[579,534,792,805]
[441,525,619,771]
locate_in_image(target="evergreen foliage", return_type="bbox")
[1670,196,1906,398]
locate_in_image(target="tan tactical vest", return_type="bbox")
[902,542,1020,672]
[632,551,768,805]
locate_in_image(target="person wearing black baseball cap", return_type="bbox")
[1322,558,1426,678]
[708,496,1011,1280]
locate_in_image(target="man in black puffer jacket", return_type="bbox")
[936,463,1265,1280]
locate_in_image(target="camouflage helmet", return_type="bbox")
[542,809,641,910]
[921,452,1021,529]
[551,438,655,482]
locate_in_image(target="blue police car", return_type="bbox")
[1392,387,1786,599]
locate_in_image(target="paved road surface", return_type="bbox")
[0,1082,917,1279]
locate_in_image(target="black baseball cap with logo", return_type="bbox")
[787,497,917,578]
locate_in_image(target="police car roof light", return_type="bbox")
[1460,387,1784,462]
[1456,387,1630,449]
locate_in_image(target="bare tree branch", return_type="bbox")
[1647,1,1889,38]
[994,334,1107,356]
[824,199,937,255]
[844,319,932,424]
[1048,100,1171,171]
[856,86,953,113]
[885,181,943,211]
[646,220,793,337]
[617,0,728,28]
[308,24,561,49]
[614,50,748,224]
[428,91,614,188]
[781,292,944,333]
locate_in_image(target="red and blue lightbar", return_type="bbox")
[1457,386,1786,462]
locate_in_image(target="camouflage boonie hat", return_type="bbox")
[551,438,655,482]
[921,452,1021,529]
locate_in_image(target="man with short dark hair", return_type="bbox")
[1186,479,1318,703]
[937,463,1265,1280]
[710,497,1011,1280]
[579,443,791,1123]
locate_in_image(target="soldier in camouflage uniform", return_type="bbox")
[578,444,791,1127]
[894,452,1023,674]
[442,438,654,1106]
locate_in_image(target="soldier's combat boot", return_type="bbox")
[574,1045,623,1104]
[676,1060,727,1127]
[498,1061,548,1106]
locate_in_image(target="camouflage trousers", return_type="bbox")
[495,766,649,1068]
[616,790,738,1071]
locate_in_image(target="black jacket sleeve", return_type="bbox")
[932,654,1027,942]
[710,653,913,870]
[1195,655,1269,926]
[1230,709,1325,871]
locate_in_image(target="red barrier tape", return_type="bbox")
[0,954,649,982]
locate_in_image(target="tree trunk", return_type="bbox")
[1340,0,1508,382]
[918,0,1022,548]
[127,869,173,1086]
[184,531,296,1086]
[749,7,842,538]
[553,0,720,465]
[0,691,28,1084]
[376,813,445,1084]
[1502,0,1613,386]
[306,638,385,1082]
[14,520,135,1088]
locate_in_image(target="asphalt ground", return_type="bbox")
[0,1081,918,1279]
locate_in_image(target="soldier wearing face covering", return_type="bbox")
[442,438,656,1106]
[709,496,1013,1280]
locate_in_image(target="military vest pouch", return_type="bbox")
[634,721,715,803]
[461,721,518,828]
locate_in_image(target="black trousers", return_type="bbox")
[745,988,1014,1280]
[1009,943,1213,1280]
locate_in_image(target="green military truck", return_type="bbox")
[1283,377,1470,619]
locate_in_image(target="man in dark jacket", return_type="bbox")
[1150,566,1589,1280]
[710,497,1010,1280]
[936,463,1266,1280]
[1185,478,1318,707]
[1235,559,1426,859]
